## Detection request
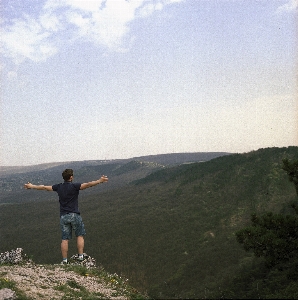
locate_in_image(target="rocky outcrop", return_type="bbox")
[0,249,96,269]
[0,288,16,300]
[0,248,30,265]
[0,249,143,300]
[68,253,97,268]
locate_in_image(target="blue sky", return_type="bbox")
[0,0,297,166]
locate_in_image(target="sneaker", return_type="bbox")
[61,260,68,265]
[76,254,89,262]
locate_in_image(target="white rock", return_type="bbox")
[0,288,16,300]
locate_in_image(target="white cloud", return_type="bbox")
[0,15,57,63]
[0,0,184,64]
[137,2,164,18]
[276,0,298,13]
[39,12,61,31]
[61,0,105,12]
[69,0,138,49]
[7,71,18,80]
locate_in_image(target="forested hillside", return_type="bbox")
[0,152,229,204]
[0,147,297,298]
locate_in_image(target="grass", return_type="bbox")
[62,264,148,299]
[54,280,96,300]
[0,276,30,300]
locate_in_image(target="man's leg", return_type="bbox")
[61,239,69,259]
[60,214,72,262]
[77,235,84,255]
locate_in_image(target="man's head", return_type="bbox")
[62,169,73,181]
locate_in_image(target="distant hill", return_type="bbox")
[131,152,230,165]
[0,152,230,176]
[0,147,297,298]
[0,152,230,204]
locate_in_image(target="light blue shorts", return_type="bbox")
[60,213,86,240]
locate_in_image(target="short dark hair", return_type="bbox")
[62,169,73,181]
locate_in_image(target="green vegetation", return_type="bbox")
[0,277,16,291]
[236,207,298,266]
[0,152,227,204]
[0,262,146,300]
[62,264,145,299]
[282,157,298,196]
[0,276,30,299]
[230,157,298,298]
[0,147,297,298]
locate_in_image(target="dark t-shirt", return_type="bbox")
[52,182,82,216]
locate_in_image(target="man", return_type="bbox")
[24,168,108,264]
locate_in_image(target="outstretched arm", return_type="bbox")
[24,182,53,191]
[80,175,108,190]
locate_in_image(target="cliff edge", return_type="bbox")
[0,249,145,300]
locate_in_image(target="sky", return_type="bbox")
[0,0,297,166]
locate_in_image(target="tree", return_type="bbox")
[236,158,298,266]
[236,210,298,266]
